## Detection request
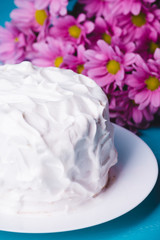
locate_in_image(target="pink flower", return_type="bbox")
[135,31,160,60]
[0,22,25,64]
[108,90,154,131]
[126,53,160,110]
[113,0,156,15]
[1,0,160,132]
[90,17,135,53]
[116,5,160,43]
[89,17,122,46]
[31,37,74,68]
[10,0,49,34]
[65,45,86,74]
[34,0,68,16]
[49,14,94,45]
[84,40,136,91]
[78,0,115,18]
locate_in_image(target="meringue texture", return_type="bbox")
[0,62,117,213]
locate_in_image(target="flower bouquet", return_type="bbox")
[0,0,160,132]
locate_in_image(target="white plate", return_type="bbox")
[0,124,158,233]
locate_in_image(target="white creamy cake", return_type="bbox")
[0,62,117,214]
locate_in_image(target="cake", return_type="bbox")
[0,62,117,214]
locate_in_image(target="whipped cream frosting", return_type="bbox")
[0,62,117,214]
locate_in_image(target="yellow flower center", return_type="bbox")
[106,60,120,75]
[102,33,111,45]
[68,25,81,38]
[149,41,159,54]
[35,10,47,26]
[54,56,63,68]
[145,76,160,91]
[14,37,19,42]
[131,12,146,27]
[14,37,19,43]
[77,64,84,74]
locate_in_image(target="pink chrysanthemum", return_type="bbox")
[89,17,122,47]
[78,0,116,18]
[0,22,25,64]
[84,40,136,91]
[49,13,94,45]
[1,0,160,132]
[90,17,135,54]
[126,52,160,110]
[10,0,49,34]
[116,5,160,43]
[135,31,160,60]
[65,45,86,74]
[31,37,74,68]
[109,90,154,131]
[113,0,156,15]
[34,0,68,16]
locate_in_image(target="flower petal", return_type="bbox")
[116,68,125,82]
[97,40,115,59]
[77,13,86,23]
[151,91,160,108]
[124,53,136,66]
[14,0,33,9]
[87,66,107,77]
[32,58,53,67]
[132,108,143,124]
[0,43,14,53]
[132,2,141,15]
[135,90,149,104]
[93,75,108,87]
[34,0,50,9]
[154,48,160,60]
[83,21,95,34]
